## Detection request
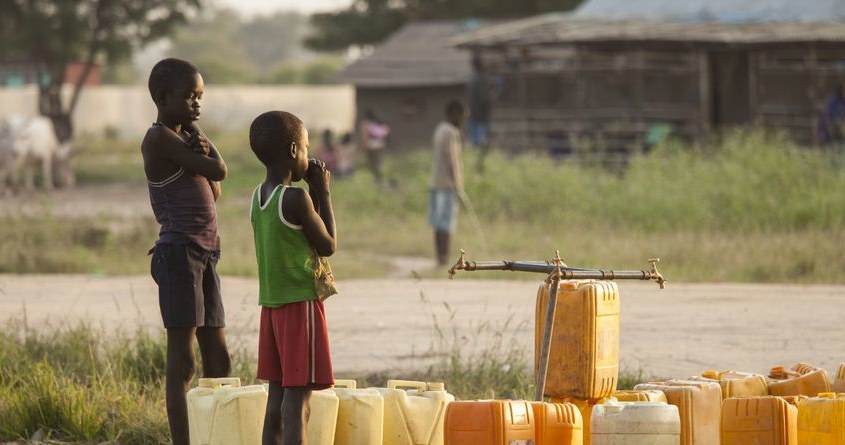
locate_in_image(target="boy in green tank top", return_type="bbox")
[248,111,337,445]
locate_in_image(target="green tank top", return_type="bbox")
[250,184,318,307]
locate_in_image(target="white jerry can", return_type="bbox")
[187,377,268,445]
[307,387,340,445]
[374,380,455,445]
[333,379,385,445]
[591,402,681,445]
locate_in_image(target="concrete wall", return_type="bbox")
[0,84,355,138]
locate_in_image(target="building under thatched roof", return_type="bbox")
[453,1,845,151]
[340,21,480,150]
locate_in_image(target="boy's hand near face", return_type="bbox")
[305,159,331,194]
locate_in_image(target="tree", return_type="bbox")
[305,0,585,52]
[0,0,202,143]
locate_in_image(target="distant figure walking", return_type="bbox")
[818,83,845,147]
[429,100,467,266]
[359,109,390,182]
[335,131,356,178]
[317,129,338,173]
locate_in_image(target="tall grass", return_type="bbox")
[2,313,629,444]
[2,127,844,282]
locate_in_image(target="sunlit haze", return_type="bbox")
[214,0,352,16]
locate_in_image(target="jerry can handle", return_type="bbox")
[333,379,358,389]
[387,380,427,392]
[198,377,241,388]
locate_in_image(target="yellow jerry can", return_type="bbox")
[374,380,454,445]
[187,377,268,445]
[798,392,845,445]
[832,363,845,393]
[535,280,620,399]
[690,370,768,399]
[768,363,830,397]
[613,390,668,403]
[634,380,721,445]
[721,396,797,445]
[306,387,339,445]
[552,396,617,445]
[333,379,384,445]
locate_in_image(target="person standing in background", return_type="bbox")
[429,100,467,266]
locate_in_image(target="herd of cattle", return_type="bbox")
[0,115,74,193]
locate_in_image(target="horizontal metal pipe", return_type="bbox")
[463,261,655,281]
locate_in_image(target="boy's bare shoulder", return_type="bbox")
[141,125,182,156]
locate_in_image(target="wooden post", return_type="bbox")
[748,51,758,125]
[698,50,712,139]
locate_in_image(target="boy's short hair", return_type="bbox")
[445,99,466,117]
[148,58,199,103]
[249,111,304,165]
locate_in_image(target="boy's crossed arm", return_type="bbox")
[150,125,227,200]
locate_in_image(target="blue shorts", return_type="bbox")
[429,189,458,233]
[469,119,490,147]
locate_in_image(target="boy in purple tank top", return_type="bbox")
[141,58,231,445]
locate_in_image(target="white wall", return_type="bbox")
[0,84,356,138]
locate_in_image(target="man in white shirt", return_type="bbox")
[429,100,467,265]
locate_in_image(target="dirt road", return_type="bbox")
[1,274,843,380]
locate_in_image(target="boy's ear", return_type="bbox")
[153,89,167,106]
[289,142,297,158]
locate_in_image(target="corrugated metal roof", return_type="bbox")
[575,0,845,23]
[339,21,476,88]
[452,13,845,47]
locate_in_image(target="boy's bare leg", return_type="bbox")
[166,327,197,445]
[196,327,231,377]
[263,382,284,445]
[282,387,312,445]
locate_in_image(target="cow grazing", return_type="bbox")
[0,116,72,193]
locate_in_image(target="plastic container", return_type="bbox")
[444,400,535,445]
[591,402,681,445]
[553,396,616,445]
[833,364,845,393]
[691,370,768,399]
[721,396,797,445]
[307,388,339,445]
[797,392,845,445]
[531,401,584,445]
[333,379,384,445]
[634,380,721,445]
[535,280,620,399]
[374,380,454,445]
[613,390,668,403]
[768,363,830,397]
[186,377,268,445]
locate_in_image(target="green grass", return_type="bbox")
[1,127,844,283]
[1,314,645,444]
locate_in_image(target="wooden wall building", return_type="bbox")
[453,13,845,152]
[340,21,475,150]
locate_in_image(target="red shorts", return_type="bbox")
[257,300,334,389]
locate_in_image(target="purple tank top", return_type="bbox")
[148,167,220,252]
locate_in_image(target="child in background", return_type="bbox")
[141,58,231,445]
[248,110,337,445]
[335,131,356,178]
[429,100,467,265]
[317,128,338,173]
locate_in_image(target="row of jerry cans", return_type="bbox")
[310,379,454,445]
[184,378,453,445]
[444,399,681,445]
[686,364,832,398]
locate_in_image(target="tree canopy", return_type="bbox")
[0,0,201,141]
[305,0,585,52]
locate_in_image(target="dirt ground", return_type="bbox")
[1,274,843,380]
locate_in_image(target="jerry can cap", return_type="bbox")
[701,370,719,380]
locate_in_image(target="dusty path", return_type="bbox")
[1,274,843,380]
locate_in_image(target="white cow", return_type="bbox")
[0,115,72,193]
